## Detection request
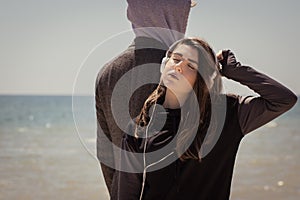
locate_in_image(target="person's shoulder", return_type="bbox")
[225,93,241,108]
[98,46,134,74]
[212,93,238,107]
[95,47,135,86]
[226,93,238,100]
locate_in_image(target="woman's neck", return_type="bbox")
[163,89,189,109]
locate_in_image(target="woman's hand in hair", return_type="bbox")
[216,49,240,76]
[216,50,224,74]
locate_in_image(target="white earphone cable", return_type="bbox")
[139,56,170,200]
[139,80,161,200]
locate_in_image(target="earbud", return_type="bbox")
[160,57,169,73]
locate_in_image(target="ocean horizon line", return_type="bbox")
[0,93,299,98]
[0,94,95,97]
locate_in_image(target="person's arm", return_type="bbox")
[218,50,297,135]
[95,76,115,195]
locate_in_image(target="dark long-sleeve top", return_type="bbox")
[116,51,297,200]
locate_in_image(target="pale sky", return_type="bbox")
[0,0,299,95]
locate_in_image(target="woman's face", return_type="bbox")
[162,44,199,95]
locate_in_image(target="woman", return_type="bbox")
[114,37,297,200]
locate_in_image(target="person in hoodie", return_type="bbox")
[95,0,196,197]
[117,37,297,200]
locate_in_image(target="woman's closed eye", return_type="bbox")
[172,57,197,70]
[188,64,197,70]
[172,57,181,63]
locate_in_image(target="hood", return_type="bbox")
[127,0,192,47]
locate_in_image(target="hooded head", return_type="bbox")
[127,0,193,47]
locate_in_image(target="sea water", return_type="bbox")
[0,95,299,199]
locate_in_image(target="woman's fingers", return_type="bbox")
[216,50,224,61]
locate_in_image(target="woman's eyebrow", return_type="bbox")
[173,52,198,65]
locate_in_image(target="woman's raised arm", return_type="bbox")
[217,50,297,135]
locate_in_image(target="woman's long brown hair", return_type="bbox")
[135,37,223,161]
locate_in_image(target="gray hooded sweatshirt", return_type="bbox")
[127,0,191,47]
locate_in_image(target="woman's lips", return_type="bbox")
[167,72,179,80]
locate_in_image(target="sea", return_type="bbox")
[0,95,299,200]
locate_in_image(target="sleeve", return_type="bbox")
[219,50,298,135]
[116,123,143,200]
[95,74,115,195]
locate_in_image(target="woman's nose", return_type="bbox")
[174,62,184,73]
